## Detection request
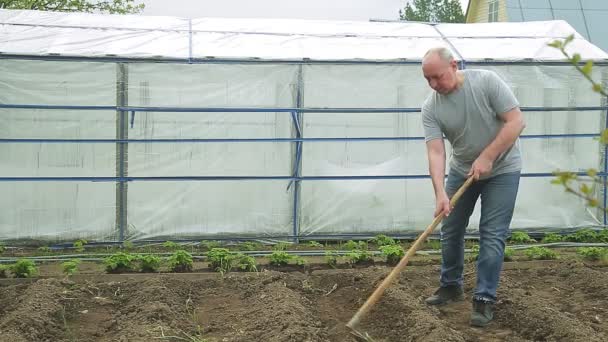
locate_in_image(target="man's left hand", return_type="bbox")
[468,155,493,180]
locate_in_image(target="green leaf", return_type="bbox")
[601,129,608,145]
[564,34,575,45]
[587,168,598,177]
[571,53,581,64]
[581,61,593,76]
[580,183,590,195]
[588,199,598,207]
[547,40,563,49]
[593,83,603,93]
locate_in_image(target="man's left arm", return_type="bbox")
[468,72,526,180]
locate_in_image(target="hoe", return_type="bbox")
[346,177,474,341]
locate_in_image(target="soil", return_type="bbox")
[0,259,606,342]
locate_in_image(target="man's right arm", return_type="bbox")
[426,138,451,217]
[422,103,451,217]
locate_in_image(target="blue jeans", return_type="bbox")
[439,169,520,303]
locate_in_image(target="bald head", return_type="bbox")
[422,47,460,95]
[423,47,454,65]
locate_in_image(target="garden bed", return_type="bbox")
[0,258,606,341]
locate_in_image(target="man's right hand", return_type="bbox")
[434,191,451,218]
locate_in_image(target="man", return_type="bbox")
[420,47,525,327]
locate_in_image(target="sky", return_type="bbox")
[135,0,470,21]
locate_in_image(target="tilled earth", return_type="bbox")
[0,259,606,342]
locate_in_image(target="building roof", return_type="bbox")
[1,8,607,62]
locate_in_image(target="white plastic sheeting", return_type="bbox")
[1,9,607,241]
[1,9,608,61]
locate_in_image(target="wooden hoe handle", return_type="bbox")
[346,176,475,330]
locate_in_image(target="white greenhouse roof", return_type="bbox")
[1,9,607,62]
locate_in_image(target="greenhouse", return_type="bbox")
[1,8,607,243]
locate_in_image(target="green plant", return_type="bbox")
[168,250,193,272]
[468,244,480,262]
[10,259,38,278]
[565,228,598,243]
[380,244,404,265]
[138,254,162,272]
[370,234,396,247]
[62,259,80,276]
[548,36,608,209]
[307,241,323,248]
[425,239,441,250]
[234,254,257,272]
[577,247,608,261]
[525,247,558,260]
[504,248,515,261]
[325,251,338,268]
[345,250,373,265]
[599,229,608,243]
[269,251,292,266]
[163,241,180,250]
[273,242,290,251]
[509,231,535,244]
[200,240,222,250]
[343,240,368,251]
[238,241,261,251]
[73,239,87,252]
[541,233,563,243]
[0,264,9,278]
[0,244,5,254]
[104,252,137,273]
[122,241,134,250]
[38,246,52,253]
[293,256,307,266]
[207,248,233,273]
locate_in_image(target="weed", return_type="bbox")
[307,241,323,248]
[73,239,87,253]
[168,250,193,272]
[62,259,80,276]
[565,228,597,243]
[10,259,38,278]
[138,254,162,272]
[104,252,137,273]
[509,231,535,244]
[541,233,563,243]
[577,247,608,261]
[525,247,558,260]
[122,241,135,250]
[0,264,8,278]
[269,251,292,266]
[0,244,5,254]
[370,234,396,247]
[324,251,338,268]
[504,247,515,261]
[345,250,373,265]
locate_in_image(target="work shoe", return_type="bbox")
[425,285,464,305]
[470,299,494,327]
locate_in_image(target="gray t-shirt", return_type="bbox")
[422,69,522,179]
